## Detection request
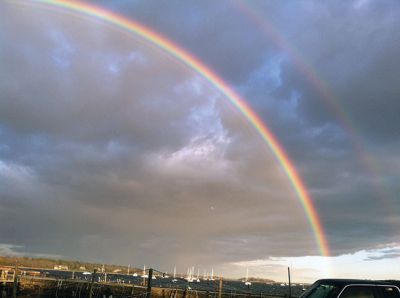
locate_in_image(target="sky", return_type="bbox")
[0,0,400,283]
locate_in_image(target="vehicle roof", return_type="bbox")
[315,279,400,287]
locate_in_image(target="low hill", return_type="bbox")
[0,255,137,273]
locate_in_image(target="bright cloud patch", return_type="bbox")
[0,243,62,259]
[0,160,34,182]
[149,134,232,179]
[227,243,400,283]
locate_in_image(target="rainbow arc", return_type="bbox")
[22,0,330,256]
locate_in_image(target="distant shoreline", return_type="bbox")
[0,255,281,283]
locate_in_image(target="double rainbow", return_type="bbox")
[27,0,330,256]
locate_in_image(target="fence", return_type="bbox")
[0,266,296,298]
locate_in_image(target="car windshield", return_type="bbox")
[300,283,339,298]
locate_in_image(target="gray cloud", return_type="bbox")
[1,0,400,277]
[364,247,400,261]
[0,1,315,271]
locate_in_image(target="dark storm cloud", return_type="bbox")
[282,1,400,143]
[108,0,400,256]
[1,0,400,277]
[95,0,400,142]
[94,0,281,85]
[0,1,316,272]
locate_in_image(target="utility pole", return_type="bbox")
[146,268,153,298]
[12,264,18,298]
[287,267,291,298]
[183,286,187,298]
[89,268,97,298]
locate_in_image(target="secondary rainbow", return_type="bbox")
[233,0,394,219]
[28,0,330,256]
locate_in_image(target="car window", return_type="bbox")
[339,286,376,298]
[301,283,338,298]
[378,286,400,298]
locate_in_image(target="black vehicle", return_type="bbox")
[300,279,400,298]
